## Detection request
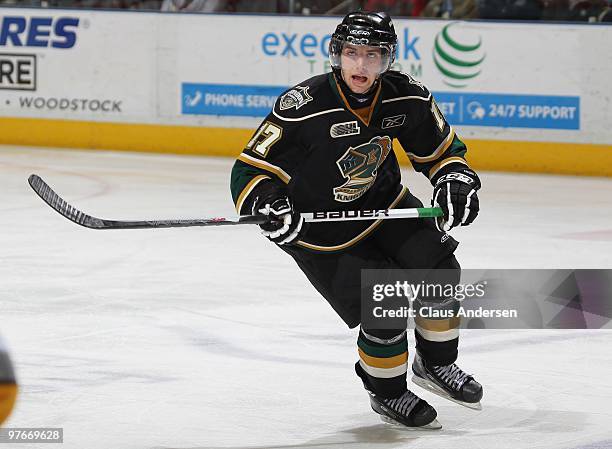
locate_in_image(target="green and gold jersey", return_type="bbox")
[230,71,470,252]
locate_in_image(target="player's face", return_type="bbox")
[340,44,383,94]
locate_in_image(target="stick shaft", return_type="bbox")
[303,208,441,222]
[28,174,442,230]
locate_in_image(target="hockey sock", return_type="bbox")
[414,319,459,366]
[414,254,461,366]
[357,327,408,398]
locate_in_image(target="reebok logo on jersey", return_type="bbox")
[381,114,406,129]
[334,136,392,202]
[279,86,313,110]
[441,233,450,243]
[330,121,360,138]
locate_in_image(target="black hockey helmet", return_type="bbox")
[329,11,398,75]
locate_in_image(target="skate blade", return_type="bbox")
[380,415,442,430]
[411,375,482,411]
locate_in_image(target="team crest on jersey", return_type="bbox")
[381,114,406,129]
[279,86,313,111]
[334,136,393,203]
[330,121,360,138]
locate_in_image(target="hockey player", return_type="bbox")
[0,335,17,426]
[230,11,482,429]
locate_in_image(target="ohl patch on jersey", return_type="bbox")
[330,120,360,138]
[334,136,392,202]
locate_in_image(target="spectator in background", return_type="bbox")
[476,0,542,19]
[421,0,478,18]
[599,1,612,19]
[161,0,286,13]
[161,0,223,11]
[539,0,571,19]
[540,0,607,19]
[362,0,406,14]
[363,0,429,15]
[293,0,346,14]
[228,1,287,13]
[566,0,607,20]
[42,0,161,9]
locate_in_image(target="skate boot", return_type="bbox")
[411,352,483,410]
[356,363,441,430]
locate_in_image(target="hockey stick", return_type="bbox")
[28,174,442,230]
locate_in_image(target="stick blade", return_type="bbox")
[28,174,104,229]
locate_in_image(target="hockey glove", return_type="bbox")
[432,167,481,232]
[250,181,305,245]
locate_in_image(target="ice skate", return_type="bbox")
[411,352,483,410]
[356,363,442,430]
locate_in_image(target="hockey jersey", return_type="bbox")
[230,71,470,252]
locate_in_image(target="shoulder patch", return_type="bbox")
[279,86,313,111]
[273,75,343,122]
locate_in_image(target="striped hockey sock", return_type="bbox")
[414,316,460,366]
[357,327,408,398]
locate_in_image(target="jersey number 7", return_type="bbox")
[245,121,283,158]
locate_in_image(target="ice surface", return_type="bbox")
[1,146,611,449]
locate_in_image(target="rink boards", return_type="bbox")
[0,9,611,175]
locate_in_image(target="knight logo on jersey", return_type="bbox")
[334,136,392,202]
[279,86,313,110]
